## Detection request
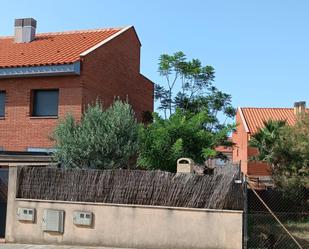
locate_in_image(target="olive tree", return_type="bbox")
[52,100,139,169]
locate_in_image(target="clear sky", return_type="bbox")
[1,0,309,110]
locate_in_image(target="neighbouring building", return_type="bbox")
[214,142,233,166]
[0,18,154,152]
[232,101,306,186]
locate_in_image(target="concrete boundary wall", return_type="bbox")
[6,167,243,249]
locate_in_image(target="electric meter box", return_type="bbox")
[73,211,93,226]
[17,207,35,222]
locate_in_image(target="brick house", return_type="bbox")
[0,18,154,152]
[232,102,306,184]
[214,141,233,166]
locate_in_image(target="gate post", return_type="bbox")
[5,165,18,242]
[243,174,248,249]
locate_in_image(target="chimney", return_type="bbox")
[14,18,37,43]
[294,101,306,115]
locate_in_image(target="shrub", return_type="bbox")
[137,110,233,172]
[52,100,139,169]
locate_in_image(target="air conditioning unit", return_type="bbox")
[42,209,64,233]
[17,207,35,222]
[73,211,93,226]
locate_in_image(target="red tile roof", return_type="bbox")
[240,107,305,134]
[0,27,125,68]
[215,145,233,154]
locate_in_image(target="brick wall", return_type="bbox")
[232,110,272,176]
[0,27,153,151]
[0,76,82,151]
[81,27,154,120]
[247,147,272,176]
[232,110,249,174]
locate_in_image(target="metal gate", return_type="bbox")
[0,167,8,238]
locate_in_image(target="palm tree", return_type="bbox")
[249,119,286,164]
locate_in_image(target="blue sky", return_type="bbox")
[1,0,309,110]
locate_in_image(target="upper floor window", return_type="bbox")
[0,91,5,117]
[32,89,59,117]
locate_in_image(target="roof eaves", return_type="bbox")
[0,61,80,78]
[79,26,133,57]
[238,107,250,133]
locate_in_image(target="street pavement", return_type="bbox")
[0,244,133,249]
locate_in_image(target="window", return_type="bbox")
[0,91,5,117]
[32,89,59,117]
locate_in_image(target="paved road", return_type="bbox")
[0,245,132,249]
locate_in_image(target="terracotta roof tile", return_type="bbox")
[0,28,124,68]
[215,145,233,153]
[240,107,307,134]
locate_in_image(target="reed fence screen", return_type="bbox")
[16,166,243,210]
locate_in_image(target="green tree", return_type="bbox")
[271,115,309,191]
[52,100,139,169]
[249,119,287,164]
[250,117,309,191]
[137,110,234,172]
[145,51,235,171]
[155,51,235,122]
